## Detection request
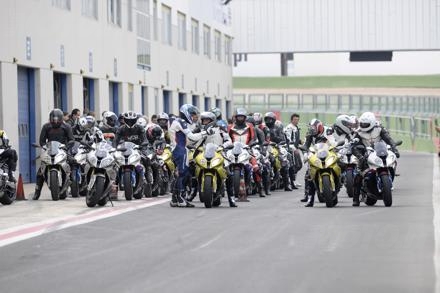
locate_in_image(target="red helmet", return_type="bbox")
[308,119,324,136]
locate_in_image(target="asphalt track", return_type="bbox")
[0,152,437,293]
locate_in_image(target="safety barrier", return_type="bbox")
[233,91,440,153]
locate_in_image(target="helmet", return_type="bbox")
[78,115,95,131]
[179,104,200,124]
[118,114,125,125]
[246,116,255,125]
[253,112,263,125]
[358,112,376,132]
[217,120,228,131]
[137,117,147,128]
[234,108,247,126]
[308,119,324,136]
[123,111,138,128]
[335,114,357,135]
[148,125,163,141]
[157,112,169,128]
[102,111,117,128]
[210,107,222,120]
[49,108,64,128]
[264,112,277,128]
[200,111,216,130]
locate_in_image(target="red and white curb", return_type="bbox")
[0,197,170,248]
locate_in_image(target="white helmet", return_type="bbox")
[137,117,147,129]
[335,114,356,135]
[358,112,376,132]
[78,116,95,131]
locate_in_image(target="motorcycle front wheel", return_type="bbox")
[123,170,133,200]
[49,170,60,201]
[381,174,393,207]
[322,175,335,208]
[86,176,105,207]
[202,176,214,208]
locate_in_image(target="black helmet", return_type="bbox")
[49,108,64,128]
[103,111,117,127]
[123,111,138,128]
[179,104,200,124]
[210,107,222,120]
[264,112,277,128]
[148,125,163,140]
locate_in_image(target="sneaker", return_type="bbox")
[294,182,302,188]
[352,201,360,207]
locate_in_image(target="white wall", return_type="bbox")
[233,51,440,76]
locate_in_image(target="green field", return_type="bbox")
[233,75,440,89]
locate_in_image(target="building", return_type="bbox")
[0,0,233,182]
[231,0,440,76]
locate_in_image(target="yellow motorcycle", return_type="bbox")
[156,143,175,195]
[306,142,342,208]
[194,143,228,208]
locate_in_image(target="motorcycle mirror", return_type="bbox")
[31,143,40,148]
[395,140,403,146]
[225,145,234,150]
[141,141,150,146]
[117,148,127,152]
[336,140,345,147]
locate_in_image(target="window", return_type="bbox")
[214,30,221,62]
[203,25,211,58]
[107,0,121,26]
[191,19,199,54]
[153,0,158,41]
[162,4,172,45]
[82,0,97,19]
[127,0,133,31]
[52,0,71,10]
[224,35,232,66]
[178,12,187,50]
[136,0,151,69]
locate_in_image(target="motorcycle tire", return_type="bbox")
[59,191,68,200]
[98,196,109,206]
[345,171,354,198]
[123,171,133,201]
[70,169,79,198]
[213,196,221,207]
[86,176,105,207]
[365,196,377,206]
[0,188,16,205]
[233,169,241,197]
[322,175,334,208]
[50,170,60,201]
[143,182,152,197]
[202,176,213,208]
[381,174,393,207]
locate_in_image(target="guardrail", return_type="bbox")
[233,92,440,153]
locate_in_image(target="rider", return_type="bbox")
[301,119,333,207]
[33,109,74,200]
[114,111,146,147]
[264,112,293,192]
[168,104,212,207]
[332,114,358,144]
[284,113,302,190]
[351,112,400,207]
[99,111,118,142]
[0,130,18,183]
[157,112,171,144]
[72,115,102,143]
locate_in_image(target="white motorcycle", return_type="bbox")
[224,141,252,200]
[338,139,360,198]
[85,141,118,207]
[34,141,70,201]
[0,148,16,205]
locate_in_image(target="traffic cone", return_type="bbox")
[16,174,26,200]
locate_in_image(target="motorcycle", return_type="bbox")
[359,140,402,207]
[194,143,228,208]
[268,142,289,190]
[0,148,16,205]
[338,138,360,198]
[113,142,145,200]
[249,144,267,196]
[155,141,175,195]
[224,141,252,201]
[33,141,70,201]
[304,142,342,208]
[85,141,118,207]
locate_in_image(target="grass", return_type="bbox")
[233,75,440,89]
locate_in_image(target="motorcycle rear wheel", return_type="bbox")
[70,169,79,198]
[345,171,354,198]
[0,187,16,205]
[86,176,105,207]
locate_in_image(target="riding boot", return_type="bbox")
[262,172,271,195]
[258,182,265,197]
[32,175,44,200]
[305,193,315,207]
[8,171,16,183]
[284,176,292,191]
[289,167,298,189]
[352,185,360,206]
[187,178,198,202]
[170,190,178,207]
[227,192,238,207]
[300,178,309,202]
[177,191,194,208]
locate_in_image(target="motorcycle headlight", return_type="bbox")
[128,153,141,165]
[54,152,67,165]
[99,157,114,168]
[210,157,223,168]
[88,156,98,167]
[317,150,328,160]
[41,153,52,164]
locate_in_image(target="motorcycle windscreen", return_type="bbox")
[48,141,62,156]
[204,143,218,159]
[232,142,244,155]
[315,143,329,160]
[374,141,388,157]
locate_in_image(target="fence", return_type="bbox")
[233,92,440,153]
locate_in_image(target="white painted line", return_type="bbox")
[432,154,440,293]
[0,198,170,248]
[192,233,223,251]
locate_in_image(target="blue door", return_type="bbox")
[192,95,199,108]
[163,90,171,114]
[178,93,186,109]
[53,72,67,111]
[109,82,119,115]
[17,67,36,183]
[216,99,221,109]
[226,100,231,120]
[141,86,147,115]
[83,78,95,113]
[204,97,211,111]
